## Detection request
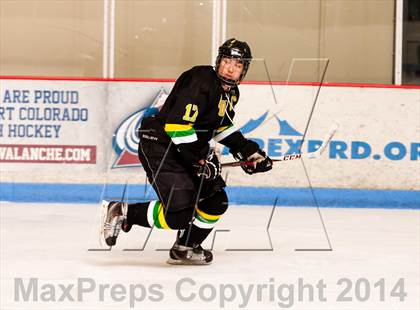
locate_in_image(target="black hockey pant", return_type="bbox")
[126,136,228,246]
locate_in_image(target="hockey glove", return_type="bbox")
[244,149,273,174]
[196,151,222,180]
[232,140,273,175]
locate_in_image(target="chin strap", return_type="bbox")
[218,76,239,87]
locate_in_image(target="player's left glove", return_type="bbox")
[245,149,273,174]
[231,140,273,175]
[196,151,222,180]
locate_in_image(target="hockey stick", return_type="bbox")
[222,122,339,168]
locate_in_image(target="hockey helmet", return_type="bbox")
[216,38,252,86]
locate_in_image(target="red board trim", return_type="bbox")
[1,75,420,89]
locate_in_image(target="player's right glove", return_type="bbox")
[231,140,273,175]
[196,151,222,180]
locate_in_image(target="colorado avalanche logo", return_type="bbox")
[112,89,168,168]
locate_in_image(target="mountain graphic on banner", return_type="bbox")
[275,116,303,136]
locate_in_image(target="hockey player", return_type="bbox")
[101,38,273,265]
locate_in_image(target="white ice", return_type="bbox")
[1,202,419,310]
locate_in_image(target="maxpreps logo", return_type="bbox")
[112,90,419,168]
[112,89,168,168]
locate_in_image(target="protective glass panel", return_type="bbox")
[0,0,103,77]
[114,0,212,79]
[227,0,394,84]
[402,0,420,85]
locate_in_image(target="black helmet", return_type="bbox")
[216,38,252,86]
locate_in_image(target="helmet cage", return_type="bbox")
[215,55,251,86]
[215,39,252,86]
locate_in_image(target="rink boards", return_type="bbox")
[0,78,419,207]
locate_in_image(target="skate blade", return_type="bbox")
[166,258,212,266]
[99,200,110,247]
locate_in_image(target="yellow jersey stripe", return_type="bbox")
[164,123,193,132]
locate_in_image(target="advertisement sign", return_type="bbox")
[0,80,105,170]
[1,78,419,191]
[108,83,420,190]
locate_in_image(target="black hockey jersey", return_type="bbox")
[140,65,248,168]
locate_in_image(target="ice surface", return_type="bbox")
[1,202,419,309]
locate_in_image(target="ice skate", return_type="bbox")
[100,200,127,246]
[167,231,213,265]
